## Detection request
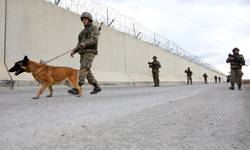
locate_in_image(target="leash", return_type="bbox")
[44,49,73,64]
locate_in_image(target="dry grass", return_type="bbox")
[242,80,250,84]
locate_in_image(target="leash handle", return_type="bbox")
[45,49,73,64]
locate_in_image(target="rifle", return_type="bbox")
[228,53,248,67]
[148,62,161,68]
[99,22,103,31]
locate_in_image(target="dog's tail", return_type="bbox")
[77,68,89,74]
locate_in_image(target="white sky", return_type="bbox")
[94,0,250,79]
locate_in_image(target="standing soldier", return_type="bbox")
[226,47,245,90]
[218,76,221,83]
[184,67,193,85]
[68,12,102,95]
[149,56,161,87]
[203,73,208,84]
[214,75,217,83]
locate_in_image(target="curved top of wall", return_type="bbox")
[46,0,226,76]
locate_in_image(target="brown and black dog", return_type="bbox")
[9,55,88,99]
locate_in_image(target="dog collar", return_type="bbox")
[32,65,40,73]
[33,60,45,73]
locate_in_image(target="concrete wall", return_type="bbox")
[0,0,227,88]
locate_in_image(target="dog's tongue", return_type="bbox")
[14,70,19,75]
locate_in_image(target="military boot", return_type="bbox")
[238,84,242,90]
[68,88,79,95]
[157,81,160,87]
[153,82,157,87]
[68,83,83,95]
[90,83,102,94]
[229,84,234,90]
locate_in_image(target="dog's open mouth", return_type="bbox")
[14,70,20,75]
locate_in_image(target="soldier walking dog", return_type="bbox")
[68,12,102,95]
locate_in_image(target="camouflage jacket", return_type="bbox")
[149,60,161,73]
[226,53,245,69]
[73,22,100,55]
[203,74,208,79]
[185,70,193,77]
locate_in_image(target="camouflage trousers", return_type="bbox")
[215,79,217,83]
[231,68,242,85]
[187,76,192,84]
[152,72,159,83]
[79,52,97,85]
[204,78,207,84]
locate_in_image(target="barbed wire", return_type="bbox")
[46,0,225,75]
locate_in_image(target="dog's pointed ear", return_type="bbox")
[23,55,30,66]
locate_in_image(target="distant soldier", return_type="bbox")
[214,75,217,83]
[226,47,245,90]
[184,67,193,85]
[203,73,208,84]
[218,76,221,83]
[149,56,161,87]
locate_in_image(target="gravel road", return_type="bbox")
[0,83,249,150]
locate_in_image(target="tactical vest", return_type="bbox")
[187,70,192,76]
[79,26,98,54]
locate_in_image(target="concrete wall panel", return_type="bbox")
[124,34,152,82]
[5,0,81,70]
[0,0,5,63]
[0,0,11,85]
[92,25,126,73]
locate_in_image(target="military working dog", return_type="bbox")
[9,55,88,99]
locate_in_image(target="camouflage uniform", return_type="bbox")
[226,48,245,90]
[149,58,161,87]
[203,73,208,84]
[235,71,243,84]
[69,12,101,95]
[214,75,217,83]
[218,77,221,83]
[184,68,193,85]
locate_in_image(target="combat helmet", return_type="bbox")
[153,56,157,59]
[232,47,239,52]
[80,12,93,22]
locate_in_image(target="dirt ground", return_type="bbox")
[0,83,249,150]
